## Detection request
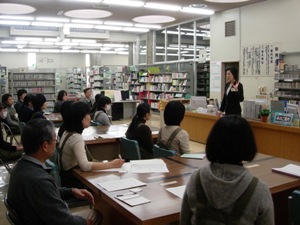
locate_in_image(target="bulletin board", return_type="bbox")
[241,42,282,76]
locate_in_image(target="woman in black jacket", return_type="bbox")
[218,67,244,116]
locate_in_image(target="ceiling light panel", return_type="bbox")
[0,3,36,14]
[55,42,79,46]
[29,42,54,45]
[94,25,122,31]
[36,17,70,23]
[72,39,97,43]
[31,22,64,27]
[144,3,180,11]
[104,21,133,27]
[71,19,103,24]
[19,49,39,52]
[2,40,28,45]
[40,49,60,53]
[123,27,149,33]
[135,24,161,29]
[0,15,34,20]
[181,7,214,15]
[16,37,43,41]
[101,0,144,7]
[0,20,30,25]
[0,48,18,52]
[79,43,103,47]
[61,50,80,53]
[103,43,125,48]
[65,23,94,29]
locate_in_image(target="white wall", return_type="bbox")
[210,0,300,103]
[100,54,128,66]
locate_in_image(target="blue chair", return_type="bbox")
[4,196,24,225]
[153,144,176,158]
[120,137,141,160]
[90,120,99,126]
[289,189,300,225]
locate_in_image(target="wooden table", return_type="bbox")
[45,113,63,123]
[74,153,300,225]
[181,111,300,162]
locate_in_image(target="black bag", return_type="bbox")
[156,127,182,150]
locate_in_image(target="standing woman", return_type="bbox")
[217,67,244,116]
[53,90,68,113]
[125,103,153,159]
[93,96,112,126]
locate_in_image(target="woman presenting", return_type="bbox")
[217,67,244,116]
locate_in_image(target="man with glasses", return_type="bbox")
[80,88,95,110]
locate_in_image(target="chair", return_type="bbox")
[120,137,141,160]
[153,144,176,158]
[4,197,24,225]
[0,158,13,174]
[2,123,20,145]
[90,120,99,126]
[288,189,300,225]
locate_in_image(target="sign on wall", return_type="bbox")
[241,42,281,76]
[210,61,221,92]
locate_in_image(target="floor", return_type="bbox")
[0,114,205,224]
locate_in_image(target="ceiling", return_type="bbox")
[0,0,266,53]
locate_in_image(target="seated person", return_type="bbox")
[7,119,102,225]
[125,103,153,159]
[31,94,47,120]
[181,115,274,225]
[79,88,95,110]
[14,89,27,115]
[90,93,102,119]
[2,93,20,134]
[59,102,124,188]
[57,100,74,140]
[93,96,112,126]
[53,90,68,113]
[0,103,23,161]
[19,94,34,123]
[157,101,190,155]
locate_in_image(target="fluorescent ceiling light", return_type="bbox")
[61,50,80,53]
[36,17,69,23]
[167,47,179,50]
[181,7,214,15]
[100,47,111,51]
[156,46,164,49]
[100,50,117,54]
[71,19,103,24]
[144,3,180,11]
[156,53,165,56]
[115,48,128,52]
[31,22,63,27]
[0,48,18,52]
[80,50,100,53]
[2,40,28,45]
[0,15,34,20]
[29,42,54,45]
[103,43,125,48]
[101,0,144,7]
[122,27,149,33]
[19,49,39,52]
[94,25,122,31]
[44,38,60,42]
[0,20,30,25]
[104,21,133,27]
[204,0,249,2]
[16,37,43,41]
[72,39,96,43]
[185,32,207,37]
[161,30,185,35]
[118,52,129,55]
[178,28,199,32]
[135,24,161,29]
[65,23,94,29]
[40,49,60,53]
[79,43,103,47]
[55,42,78,46]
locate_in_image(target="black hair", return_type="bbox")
[164,101,185,126]
[95,93,102,102]
[32,94,47,112]
[0,102,3,111]
[206,115,257,164]
[58,100,74,138]
[17,89,27,101]
[83,88,92,93]
[2,93,12,107]
[96,96,112,110]
[226,67,239,81]
[65,101,90,134]
[22,94,34,107]
[57,90,67,101]
[126,103,150,138]
[21,119,55,155]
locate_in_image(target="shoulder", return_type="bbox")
[137,124,151,132]
[178,129,189,137]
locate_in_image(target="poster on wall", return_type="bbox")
[210,61,221,92]
[241,42,281,76]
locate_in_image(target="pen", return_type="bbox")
[118,154,123,159]
[116,192,136,197]
[94,137,98,140]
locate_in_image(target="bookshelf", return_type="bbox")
[274,52,300,101]
[0,66,7,97]
[66,67,86,95]
[129,70,140,100]
[89,66,109,90]
[196,63,210,97]
[9,69,56,112]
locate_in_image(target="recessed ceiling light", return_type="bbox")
[0,3,36,14]
[64,9,112,19]
[133,15,175,24]
[204,0,249,2]
[190,4,207,8]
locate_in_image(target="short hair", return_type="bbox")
[206,115,257,164]
[83,88,92,93]
[17,89,27,100]
[95,93,102,102]
[164,101,185,126]
[32,94,46,111]
[65,101,90,134]
[21,119,55,155]
[57,90,67,101]
[96,96,112,110]
[23,94,34,107]
[226,67,239,81]
[2,93,12,105]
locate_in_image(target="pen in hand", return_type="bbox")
[116,192,137,197]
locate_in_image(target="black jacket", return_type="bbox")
[220,82,244,116]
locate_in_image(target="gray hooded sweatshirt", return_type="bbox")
[180,163,274,225]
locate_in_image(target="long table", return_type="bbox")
[74,153,300,225]
[181,111,300,162]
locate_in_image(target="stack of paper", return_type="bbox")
[115,194,151,206]
[166,185,186,199]
[272,164,300,177]
[97,178,146,192]
[181,153,206,159]
[120,159,169,173]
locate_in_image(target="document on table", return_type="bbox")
[115,194,151,207]
[181,153,206,159]
[97,178,147,192]
[120,159,169,173]
[166,185,186,199]
[272,164,300,177]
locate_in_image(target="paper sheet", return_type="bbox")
[272,164,300,177]
[97,178,147,192]
[181,153,206,159]
[120,159,169,173]
[166,185,186,199]
[115,194,151,206]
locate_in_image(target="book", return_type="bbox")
[272,164,300,178]
[97,178,147,192]
[181,153,206,159]
[115,194,151,207]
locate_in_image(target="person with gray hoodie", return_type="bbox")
[181,115,274,225]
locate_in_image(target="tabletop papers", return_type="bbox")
[166,185,186,199]
[98,178,147,192]
[181,153,206,159]
[272,164,300,178]
[115,194,151,207]
[120,159,169,173]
